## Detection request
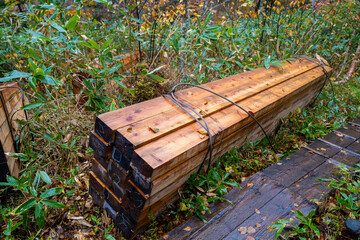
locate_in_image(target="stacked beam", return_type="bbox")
[0,82,24,188]
[89,57,331,238]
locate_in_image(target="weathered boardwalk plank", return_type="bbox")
[162,117,360,240]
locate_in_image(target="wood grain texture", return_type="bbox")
[95,59,318,143]
[130,66,330,184]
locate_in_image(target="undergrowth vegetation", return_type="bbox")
[0,0,359,239]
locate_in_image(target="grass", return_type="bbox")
[0,0,359,239]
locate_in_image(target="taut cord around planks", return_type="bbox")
[0,86,28,153]
[165,83,278,173]
[297,55,336,104]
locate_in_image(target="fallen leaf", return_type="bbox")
[238,226,247,234]
[247,183,253,187]
[64,133,72,143]
[163,234,169,239]
[149,127,159,133]
[320,148,327,151]
[255,209,260,214]
[294,203,299,207]
[255,223,261,228]
[195,186,205,192]
[295,184,300,187]
[184,226,191,231]
[246,236,255,240]
[204,102,208,105]
[187,92,193,95]
[199,110,207,115]
[197,129,208,136]
[247,226,256,234]
[261,216,267,221]
[77,219,93,228]
[199,134,205,139]
[206,192,217,197]
[277,162,282,165]
[127,127,133,133]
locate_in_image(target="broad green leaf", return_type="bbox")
[148,66,164,74]
[36,4,56,10]
[0,70,32,82]
[16,198,36,214]
[88,39,100,50]
[42,200,65,208]
[39,171,51,184]
[105,234,116,240]
[21,102,44,110]
[65,15,79,31]
[101,39,113,51]
[35,204,44,228]
[40,187,63,199]
[146,74,166,82]
[51,22,66,33]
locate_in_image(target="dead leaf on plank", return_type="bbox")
[247,226,256,234]
[127,127,133,133]
[247,183,253,187]
[255,208,261,214]
[255,223,261,228]
[149,127,159,133]
[184,226,191,231]
[245,236,255,240]
[238,226,247,234]
[163,234,169,239]
[187,92,193,95]
[199,110,207,115]
[261,216,267,221]
[197,129,208,136]
[320,148,327,151]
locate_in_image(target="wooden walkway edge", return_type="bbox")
[162,117,360,240]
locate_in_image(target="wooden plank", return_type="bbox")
[322,131,356,148]
[89,131,112,165]
[188,175,284,240]
[288,160,338,202]
[129,66,329,182]
[331,149,360,167]
[96,59,319,143]
[91,158,110,186]
[350,117,360,126]
[336,123,360,139]
[263,148,327,187]
[347,139,360,154]
[130,68,327,200]
[114,61,319,152]
[107,160,130,199]
[306,139,341,158]
[89,172,105,207]
[222,189,316,240]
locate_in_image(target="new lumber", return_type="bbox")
[128,66,330,185]
[94,59,318,144]
[117,67,326,226]
[88,58,331,238]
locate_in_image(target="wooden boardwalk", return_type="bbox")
[163,117,360,240]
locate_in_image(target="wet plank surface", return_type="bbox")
[163,117,360,240]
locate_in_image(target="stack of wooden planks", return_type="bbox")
[0,82,24,187]
[88,57,331,238]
